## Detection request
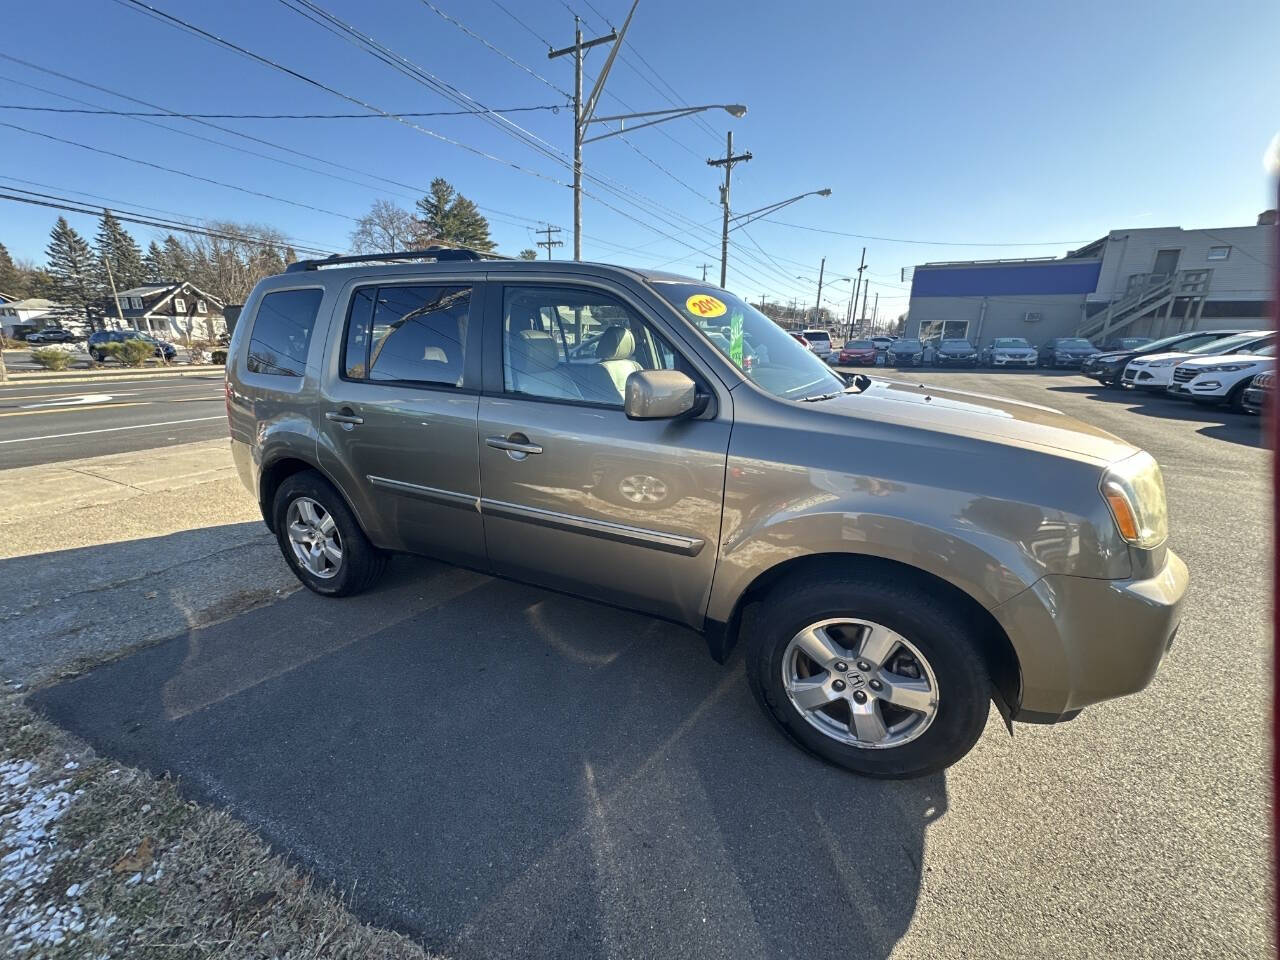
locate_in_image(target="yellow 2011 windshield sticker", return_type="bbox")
[685,294,727,318]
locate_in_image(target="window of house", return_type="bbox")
[197,299,208,314]
[1207,246,1231,261]
[174,297,187,312]
[246,288,324,377]
[501,285,682,406]
[341,284,471,388]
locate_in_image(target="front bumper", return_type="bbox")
[1242,385,1267,413]
[992,549,1188,722]
[1122,367,1171,389]
[992,355,1036,367]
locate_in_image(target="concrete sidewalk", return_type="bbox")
[1,439,297,686]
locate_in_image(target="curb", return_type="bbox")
[1,366,225,386]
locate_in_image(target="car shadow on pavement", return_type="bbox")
[1045,383,1265,448]
[28,544,943,960]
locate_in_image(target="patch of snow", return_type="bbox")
[0,758,116,954]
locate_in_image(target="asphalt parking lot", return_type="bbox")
[29,369,1271,959]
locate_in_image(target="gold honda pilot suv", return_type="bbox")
[226,249,1187,778]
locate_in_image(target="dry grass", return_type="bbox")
[0,696,436,959]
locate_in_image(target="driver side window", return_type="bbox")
[501,286,680,407]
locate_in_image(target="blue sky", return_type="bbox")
[2,0,1276,315]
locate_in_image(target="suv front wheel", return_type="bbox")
[272,470,386,597]
[746,572,991,778]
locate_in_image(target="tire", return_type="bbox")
[272,470,387,597]
[745,572,991,778]
[1228,378,1254,413]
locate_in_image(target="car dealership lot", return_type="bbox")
[23,369,1271,960]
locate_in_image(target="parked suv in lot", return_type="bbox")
[1037,337,1100,368]
[1082,329,1242,387]
[227,249,1187,779]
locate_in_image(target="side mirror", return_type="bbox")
[624,369,697,420]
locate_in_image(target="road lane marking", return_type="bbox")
[168,396,225,402]
[0,416,225,444]
[19,393,124,409]
[0,390,140,403]
[0,402,148,419]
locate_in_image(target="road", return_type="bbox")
[0,375,228,468]
[26,369,1272,959]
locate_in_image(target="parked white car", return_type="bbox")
[1122,331,1274,391]
[1167,345,1275,409]
[800,328,832,361]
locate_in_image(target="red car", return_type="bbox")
[836,339,878,366]
[789,332,810,348]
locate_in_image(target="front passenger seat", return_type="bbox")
[593,325,643,398]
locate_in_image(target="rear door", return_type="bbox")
[476,277,731,626]
[316,276,487,568]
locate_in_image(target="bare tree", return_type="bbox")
[350,200,421,254]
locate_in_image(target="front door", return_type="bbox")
[316,280,486,567]
[477,281,730,626]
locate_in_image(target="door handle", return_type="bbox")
[486,434,543,456]
[325,410,364,426]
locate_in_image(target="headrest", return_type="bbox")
[514,329,560,370]
[596,325,635,361]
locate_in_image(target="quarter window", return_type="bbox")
[342,284,471,387]
[246,288,324,377]
[501,286,681,406]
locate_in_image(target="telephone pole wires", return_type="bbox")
[536,225,563,260]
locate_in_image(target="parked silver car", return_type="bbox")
[226,250,1187,778]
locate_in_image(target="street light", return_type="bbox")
[550,3,745,259]
[729,188,832,233]
[582,104,746,142]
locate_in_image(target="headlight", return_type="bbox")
[1197,362,1255,372]
[1100,451,1168,549]
[1148,358,1178,368]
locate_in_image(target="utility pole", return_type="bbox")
[858,279,871,334]
[101,253,139,359]
[872,291,879,326]
[536,225,563,260]
[813,257,826,327]
[847,246,866,339]
[698,263,712,282]
[549,13,624,260]
[707,130,752,288]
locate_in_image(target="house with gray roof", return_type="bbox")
[103,280,225,339]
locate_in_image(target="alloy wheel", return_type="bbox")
[618,473,668,505]
[285,497,343,579]
[781,617,939,749]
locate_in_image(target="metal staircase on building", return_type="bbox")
[1077,269,1212,341]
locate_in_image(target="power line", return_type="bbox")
[760,217,1094,247]
[0,121,360,221]
[0,189,337,256]
[0,102,565,119]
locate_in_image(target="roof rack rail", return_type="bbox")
[285,246,495,272]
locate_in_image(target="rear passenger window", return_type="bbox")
[247,288,324,377]
[342,285,470,388]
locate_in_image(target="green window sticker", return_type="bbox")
[729,311,744,367]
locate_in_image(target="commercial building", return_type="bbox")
[905,212,1274,348]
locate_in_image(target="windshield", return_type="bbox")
[993,338,1030,348]
[941,340,974,349]
[654,282,846,401]
[803,330,831,343]
[1136,331,1224,353]
[893,339,923,350]
[845,340,875,349]
[1187,333,1266,355]
[1056,339,1094,349]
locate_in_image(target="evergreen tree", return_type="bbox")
[414,178,494,251]
[95,209,146,293]
[144,240,166,282]
[45,217,98,316]
[0,242,21,297]
[161,233,189,281]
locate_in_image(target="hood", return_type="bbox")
[1176,353,1274,370]
[939,346,977,354]
[1091,351,1132,363]
[1129,351,1190,366]
[818,377,1137,464]
[993,347,1035,354]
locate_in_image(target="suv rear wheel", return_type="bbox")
[272,470,386,597]
[746,573,991,778]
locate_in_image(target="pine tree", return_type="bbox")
[414,178,494,251]
[95,209,146,293]
[144,241,166,282]
[161,234,189,282]
[45,217,98,317]
[0,242,21,297]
